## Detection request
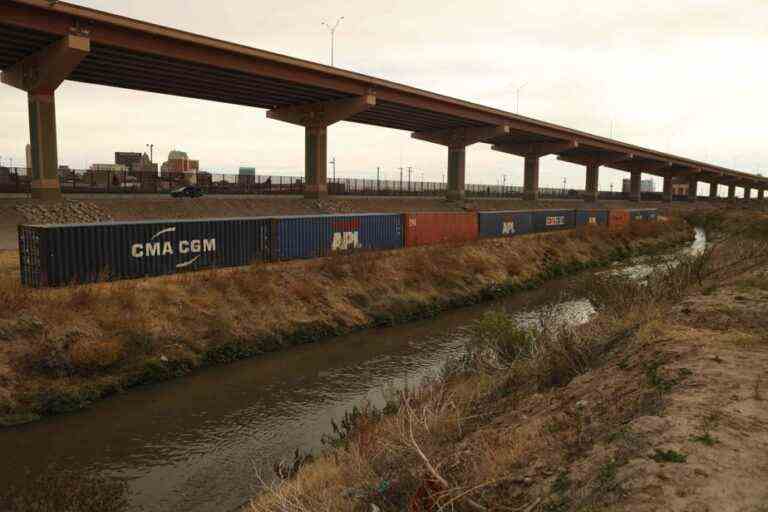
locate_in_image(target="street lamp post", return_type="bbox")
[321,17,344,67]
[515,82,528,114]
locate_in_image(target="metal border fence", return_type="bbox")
[0,167,713,201]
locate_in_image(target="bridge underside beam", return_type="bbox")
[412,125,510,201]
[492,140,577,201]
[558,151,633,202]
[267,94,376,198]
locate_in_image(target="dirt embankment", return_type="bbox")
[247,209,768,512]
[0,219,690,426]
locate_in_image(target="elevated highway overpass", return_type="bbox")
[1,0,765,201]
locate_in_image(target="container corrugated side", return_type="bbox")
[273,214,403,261]
[531,210,576,232]
[19,217,273,287]
[575,210,609,227]
[608,209,630,230]
[478,211,533,238]
[628,209,658,221]
[402,212,479,247]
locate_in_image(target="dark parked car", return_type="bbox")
[170,185,204,198]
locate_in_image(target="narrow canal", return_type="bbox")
[0,229,705,512]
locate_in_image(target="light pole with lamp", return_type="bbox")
[515,82,528,114]
[321,17,344,67]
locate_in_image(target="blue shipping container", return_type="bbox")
[274,214,403,260]
[19,217,273,287]
[575,210,609,227]
[478,211,533,238]
[531,210,576,232]
[629,209,658,221]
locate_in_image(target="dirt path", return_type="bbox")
[615,288,768,512]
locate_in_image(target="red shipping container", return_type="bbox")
[402,212,479,247]
[608,209,630,230]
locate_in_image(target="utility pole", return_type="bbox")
[407,166,413,192]
[399,166,404,192]
[377,166,381,193]
[146,144,154,163]
[321,17,344,66]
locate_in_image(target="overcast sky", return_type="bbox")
[1,0,766,192]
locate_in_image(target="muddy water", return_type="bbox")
[0,233,701,512]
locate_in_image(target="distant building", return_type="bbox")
[115,152,142,169]
[161,150,199,184]
[238,166,256,185]
[622,178,656,193]
[115,151,158,178]
[89,163,129,186]
[91,163,128,172]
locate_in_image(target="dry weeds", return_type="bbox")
[247,209,768,512]
[0,219,689,425]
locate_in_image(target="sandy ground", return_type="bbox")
[614,289,768,512]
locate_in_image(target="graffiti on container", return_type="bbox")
[331,219,362,252]
[130,227,216,268]
[502,221,516,235]
[546,216,566,227]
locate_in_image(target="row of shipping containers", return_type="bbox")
[19,208,658,287]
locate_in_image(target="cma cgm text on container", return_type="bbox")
[18,218,274,287]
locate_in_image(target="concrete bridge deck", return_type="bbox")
[1,0,765,203]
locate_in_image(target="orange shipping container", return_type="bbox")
[608,209,630,230]
[403,212,479,247]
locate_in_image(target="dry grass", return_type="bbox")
[248,208,768,512]
[0,219,690,424]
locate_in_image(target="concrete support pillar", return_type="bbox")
[446,145,466,201]
[744,187,752,201]
[304,125,327,199]
[266,94,376,199]
[3,34,90,201]
[728,184,736,200]
[629,170,641,202]
[663,175,673,203]
[709,182,718,200]
[584,163,599,202]
[27,91,61,200]
[523,155,540,201]
[687,177,698,202]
